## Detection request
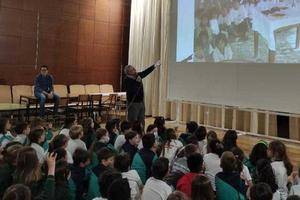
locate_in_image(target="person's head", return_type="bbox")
[105,119,118,134]
[120,120,131,133]
[209,139,224,157]
[95,128,110,143]
[97,147,115,167]
[73,149,90,168]
[191,175,214,200]
[194,126,207,141]
[99,169,122,198]
[186,121,198,133]
[2,184,31,200]
[154,116,165,129]
[167,191,189,200]
[0,117,11,133]
[142,133,156,150]
[53,147,67,161]
[2,143,23,165]
[249,141,268,166]
[28,128,45,145]
[146,124,157,134]
[220,151,236,172]
[125,131,139,146]
[222,130,238,151]
[268,140,293,175]
[249,183,273,200]
[187,153,203,173]
[14,121,30,135]
[55,160,70,184]
[64,116,77,129]
[131,121,143,136]
[82,117,94,133]
[184,144,199,157]
[231,147,245,173]
[152,157,169,180]
[287,196,300,200]
[114,154,131,172]
[69,125,84,140]
[124,65,137,76]
[30,117,45,130]
[49,134,68,152]
[255,159,278,193]
[207,130,218,142]
[165,128,177,143]
[15,147,41,184]
[107,178,131,200]
[40,65,48,76]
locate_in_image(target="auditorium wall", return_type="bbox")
[0,0,131,90]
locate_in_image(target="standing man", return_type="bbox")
[34,65,60,117]
[124,61,161,127]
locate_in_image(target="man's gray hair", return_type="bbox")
[124,65,133,75]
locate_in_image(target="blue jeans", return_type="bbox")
[35,92,60,117]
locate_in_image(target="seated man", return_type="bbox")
[34,65,59,117]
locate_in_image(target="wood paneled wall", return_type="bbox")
[0,0,131,90]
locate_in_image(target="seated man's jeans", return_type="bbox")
[34,92,60,117]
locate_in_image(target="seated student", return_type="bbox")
[0,118,15,149]
[252,159,280,199]
[114,154,143,200]
[212,33,233,62]
[106,178,131,200]
[177,153,204,197]
[67,125,87,156]
[14,147,56,200]
[232,147,252,187]
[161,128,183,163]
[81,117,96,150]
[71,149,99,200]
[29,128,47,164]
[0,143,23,197]
[2,184,31,200]
[59,117,77,138]
[14,121,30,145]
[215,151,246,200]
[204,139,223,191]
[191,175,215,200]
[222,129,238,151]
[202,130,218,154]
[105,119,119,146]
[92,147,114,178]
[249,183,273,200]
[55,160,73,200]
[167,191,189,200]
[179,121,198,146]
[114,120,131,152]
[49,134,73,164]
[121,131,139,161]
[138,124,160,150]
[132,134,158,184]
[193,126,207,154]
[154,116,167,142]
[142,158,172,200]
[93,128,112,153]
[96,169,122,200]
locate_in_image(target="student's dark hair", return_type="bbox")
[55,160,70,185]
[209,139,224,157]
[2,184,31,200]
[30,117,45,130]
[167,191,189,200]
[107,178,131,200]
[194,126,207,141]
[131,121,143,135]
[154,116,166,136]
[220,151,236,172]
[142,134,155,149]
[250,183,273,200]
[146,124,157,133]
[120,120,131,133]
[14,121,28,135]
[287,196,300,200]
[95,128,108,140]
[152,157,169,180]
[249,142,268,166]
[184,144,198,157]
[254,159,278,193]
[165,128,177,144]
[40,65,48,70]
[73,149,89,166]
[207,130,218,141]
[28,128,45,144]
[231,147,245,173]
[0,117,10,133]
[191,175,215,200]
[125,131,137,141]
[269,140,293,176]
[99,169,122,198]
[53,147,67,161]
[49,134,68,152]
[96,147,114,162]
[186,135,199,146]
[186,121,198,133]
[114,154,131,172]
[187,153,203,173]
[2,143,23,165]
[105,119,117,133]
[63,116,76,129]
[222,130,238,151]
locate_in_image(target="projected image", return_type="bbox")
[177,0,300,63]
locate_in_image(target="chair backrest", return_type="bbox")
[85,84,100,94]
[54,85,68,97]
[0,85,12,103]
[100,84,114,93]
[69,84,86,96]
[12,85,33,103]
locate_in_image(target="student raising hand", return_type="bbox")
[47,152,57,176]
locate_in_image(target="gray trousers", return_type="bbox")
[127,102,145,128]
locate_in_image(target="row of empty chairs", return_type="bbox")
[0,84,114,104]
